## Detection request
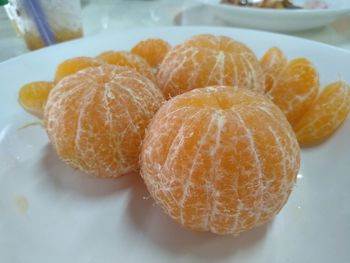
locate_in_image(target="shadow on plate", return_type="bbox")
[40,144,136,198]
[126,176,270,260]
[40,143,270,258]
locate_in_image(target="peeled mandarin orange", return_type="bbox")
[260,47,287,92]
[141,86,300,235]
[54,56,104,82]
[131,38,171,67]
[96,51,156,83]
[18,81,54,118]
[157,34,265,98]
[294,81,350,146]
[267,58,319,125]
[45,64,165,178]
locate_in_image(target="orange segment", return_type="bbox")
[157,34,265,98]
[267,58,319,125]
[18,81,54,118]
[294,81,350,146]
[45,64,165,178]
[260,47,287,92]
[55,57,104,82]
[141,86,300,235]
[96,51,156,83]
[131,38,171,67]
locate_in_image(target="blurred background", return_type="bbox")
[0,0,350,62]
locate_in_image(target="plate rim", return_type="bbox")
[1,25,350,66]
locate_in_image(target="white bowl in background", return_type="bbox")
[198,0,350,32]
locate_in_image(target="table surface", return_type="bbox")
[1,0,350,62]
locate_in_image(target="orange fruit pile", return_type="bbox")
[141,86,300,235]
[45,64,164,178]
[157,34,265,98]
[17,34,350,236]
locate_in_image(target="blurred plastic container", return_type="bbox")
[2,0,83,50]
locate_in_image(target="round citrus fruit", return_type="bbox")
[54,57,104,82]
[141,85,300,235]
[294,81,350,146]
[18,81,54,118]
[96,51,156,83]
[157,34,265,98]
[131,38,171,67]
[45,64,165,178]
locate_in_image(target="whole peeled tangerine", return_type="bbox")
[45,64,165,178]
[141,86,300,235]
[157,34,265,98]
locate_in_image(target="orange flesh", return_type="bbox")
[45,64,165,178]
[157,34,265,98]
[18,81,54,118]
[267,58,320,125]
[131,38,171,67]
[260,47,287,92]
[141,86,300,235]
[294,81,350,146]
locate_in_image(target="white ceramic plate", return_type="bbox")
[198,0,350,32]
[0,27,350,263]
